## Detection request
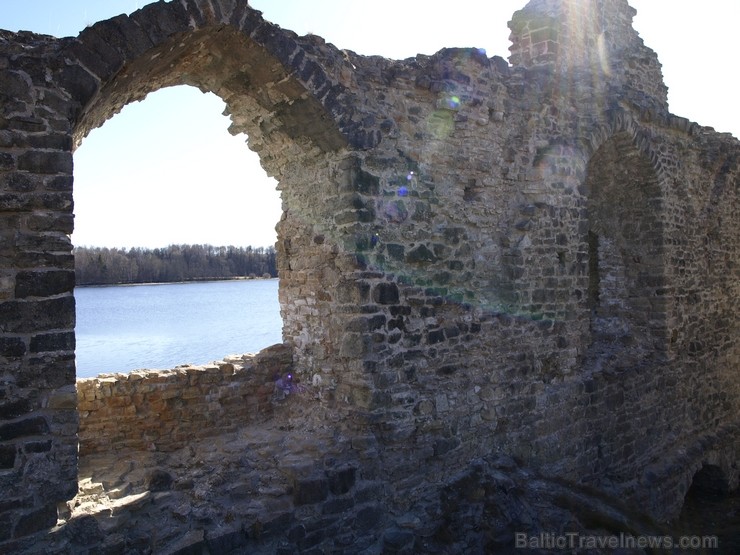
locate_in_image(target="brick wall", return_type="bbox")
[76,344,292,456]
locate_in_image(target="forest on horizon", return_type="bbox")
[74,244,278,286]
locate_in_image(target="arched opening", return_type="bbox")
[68,19,351,379]
[584,132,667,355]
[675,464,739,549]
[72,85,283,376]
[687,464,731,496]
[61,12,360,543]
[0,7,363,541]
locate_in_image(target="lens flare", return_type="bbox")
[446,95,461,110]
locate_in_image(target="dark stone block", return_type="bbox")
[65,41,115,84]
[368,314,387,330]
[0,70,32,103]
[387,243,405,260]
[0,153,13,171]
[21,354,75,388]
[17,151,73,175]
[0,444,16,469]
[30,332,75,353]
[351,165,380,195]
[300,60,326,92]
[206,529,248,553]
[346,317,370,332]
[354,504,383,532]
[0,398,32,420]
[0,496,31,514]
[384,528,415,551]
[105,14,158,58]
[583,379,596,394]
[46,175,74,191]
[294,477,329,505]
[13,503,57,538]
[433,437,461,456]
[327,466,356,495]
[74,27,126,78]
[15,270,75,298]
[390,306,411,317]
[27,212,74,233]
[347,128,382,150]
[0,513,12,542]
[0,416,49,441]
[444,326,460,338]
[131,0,190,43]
[1,173,34,192]
[66,514,104,546]
[427,329,445,344]
[0,193,27,211]
[59,64,98,106]
[373,283,399,305]
[0,337,26,359]
[322,496,355,515]
[147,469,173,492]
[0,297,75,334]
[436,365,457,376]
[356,208,376,223]
[406,245,437,264]
[260,512,292,537]
[24,440,51,453]
[287,524,306,542]
[336,281,370,305]
[300,530,326,550]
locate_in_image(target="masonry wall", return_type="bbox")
[0,0,738,549]
[76,345,291,456]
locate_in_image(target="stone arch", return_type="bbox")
[57,0,370,375]
[674,446,740,521]
[60,0,372,153]
[686,463,731,496]
[582,127,668,355]
[0,3,387,543]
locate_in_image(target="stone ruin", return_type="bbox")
[0,0,738,552]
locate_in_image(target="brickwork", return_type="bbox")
[76,345,291,456]
[0,0,738,550]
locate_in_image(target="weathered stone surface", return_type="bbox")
[76,349,286,455]
[0,0,738,552]
[14,270,75,298]
[0,415,49,440]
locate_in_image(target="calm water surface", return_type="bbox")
[75,279,281,378]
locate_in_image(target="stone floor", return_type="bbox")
[15,400,737,554]
[48,406,362,554]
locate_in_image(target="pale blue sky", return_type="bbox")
[1,1,737,248]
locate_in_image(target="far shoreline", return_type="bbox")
[75,276,278,289]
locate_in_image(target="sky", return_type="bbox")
[1,1,738,249]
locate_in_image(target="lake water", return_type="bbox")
[74,279,282,378]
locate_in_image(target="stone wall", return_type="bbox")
[1,0,738,550]
[76,344,291,456]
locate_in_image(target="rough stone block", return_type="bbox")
[0,444,16,469]
[13,503,57,538]
[327,466,356,495]
[373,282,399,305]
[0,416,49,441]
[17,151,73,175]
[293,477,329,506]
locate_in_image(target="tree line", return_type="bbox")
[75,244,278,286]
